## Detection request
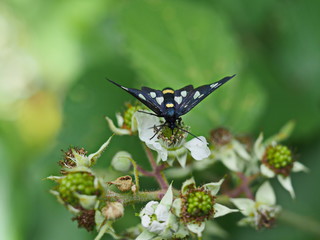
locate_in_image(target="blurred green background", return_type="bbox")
[1,0,319,239]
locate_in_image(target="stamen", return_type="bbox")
[176,127,203,142]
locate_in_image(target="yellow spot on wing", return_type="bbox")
[163,89,174,94]
[166,103,174,108]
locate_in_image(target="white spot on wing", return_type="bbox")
[193,91,200,99]
[150,92,156,98]
[121,86,129,90]
[174,96,182,104]
[181,91,187,97]
[210,83,220,88]
[199,94,204,98]
[156,97,164,105]
[138,93,146,100]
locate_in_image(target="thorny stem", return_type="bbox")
[139,144,169,190]
[105,189,168,205]
[127,157,140,191]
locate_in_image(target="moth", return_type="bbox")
[109,75,235,138]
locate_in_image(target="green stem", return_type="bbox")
[127,157,140,191]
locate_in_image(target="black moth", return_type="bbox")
[109,75,235,138]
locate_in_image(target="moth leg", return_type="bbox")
[150,124,164,140]
[177,117,182,127]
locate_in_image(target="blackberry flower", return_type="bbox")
[135,112,210,167]
[172,178,237,237]
[231,181,281,229]
[254,134,308,198]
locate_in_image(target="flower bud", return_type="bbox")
[101,202,124,220]
[111,151,132,172]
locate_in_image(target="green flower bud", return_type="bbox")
[111,151,132,172]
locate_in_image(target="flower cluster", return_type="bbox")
[47,103,307,239]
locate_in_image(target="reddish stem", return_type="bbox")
[138,145,169,190]
[225,172,258,199]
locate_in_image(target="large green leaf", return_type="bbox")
[117,0,266,134]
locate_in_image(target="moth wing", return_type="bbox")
[108,80,163,116]
[173,85,194,109]
[176,75,235,116]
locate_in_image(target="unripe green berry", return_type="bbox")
[57,172,97,206]
[186,191,213,216]
[123,105,141,129]
[263,144,294,176]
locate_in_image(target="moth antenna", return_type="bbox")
[176,127,203,142]
[137,110,159,117]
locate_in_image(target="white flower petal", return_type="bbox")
[74,193,97,210]
[149,221,166,233]
[203,178,224,196]
[46,176,64,182]
[141,215,151,227]
[155,204,170,222]
[184,136,210,160]
[230,198,255,216]
[254,133,265,159]
[181,178,196,195]
[260,164,275,178]
[214,203,238,218]
[219,149,244,172]
[277,175,295,199]
[141,201,158,216]
[172,198,182,216]
[187,222,205,236]
[67,204,81,215]
[131,113,138,132]
[105,117,131,135]
[135,112,161,142]
[147,141,168,161]
[256,181,276,205]
[136,229,156,240]
[159,184,173,207]
[115,112,124,127]
[233,140,250,160]
[176,152,187,167]
[292,161,309,173]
